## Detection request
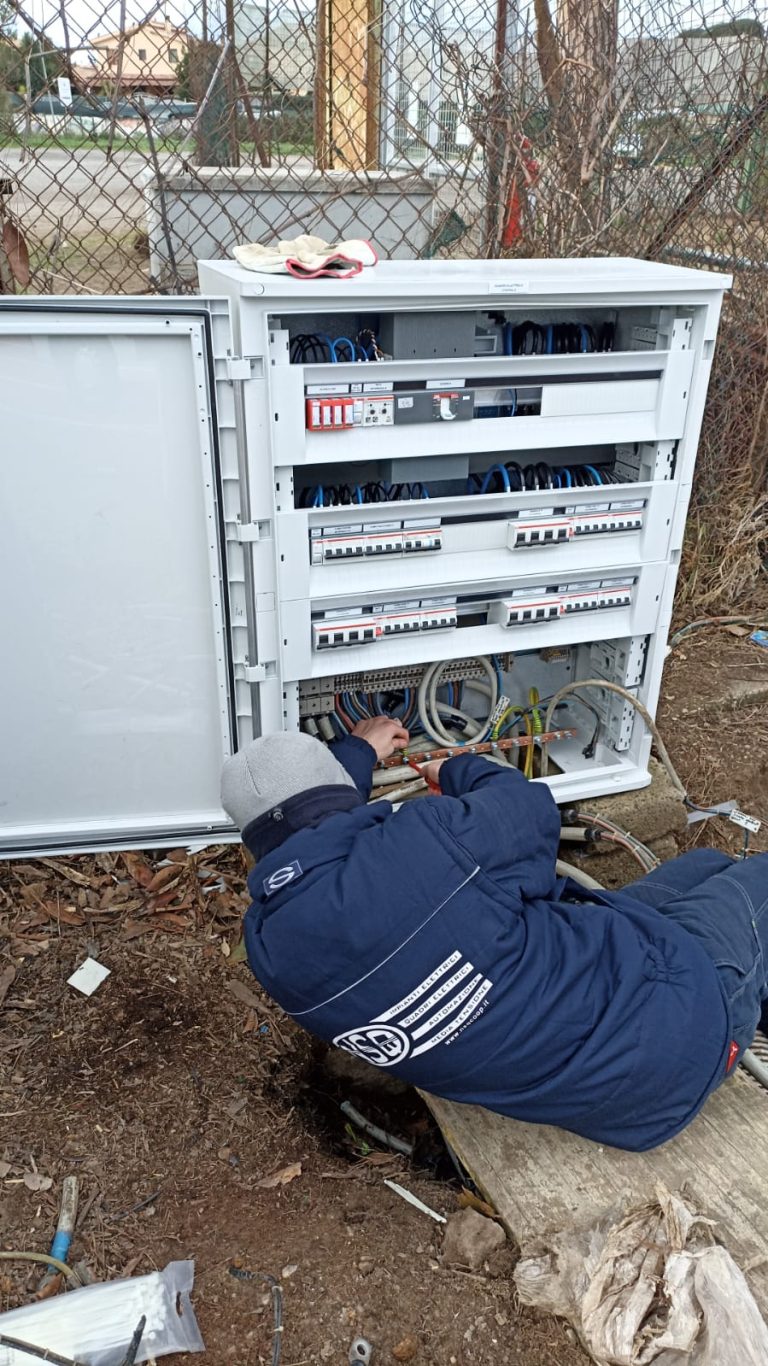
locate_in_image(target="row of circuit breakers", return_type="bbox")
[310,500,646,563]
[313,576,635,649]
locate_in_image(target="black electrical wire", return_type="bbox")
[502,319,616,357]
[290,334,331,364]
[118,1318,147,1366]
[0,1319,145,1366]
[299,460,619,508]
[229,1268,283,1366]
[0,1338,82,1366]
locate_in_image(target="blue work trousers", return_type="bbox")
[626,848,768,1055]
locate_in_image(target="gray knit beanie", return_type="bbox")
[220,732,357,832]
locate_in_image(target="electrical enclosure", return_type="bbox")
[0,258,730,856]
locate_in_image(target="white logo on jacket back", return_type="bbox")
[333,950,492,1067]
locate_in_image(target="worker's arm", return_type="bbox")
[329,718,409,800]
[327,735,377,798]
[427,754,562,899]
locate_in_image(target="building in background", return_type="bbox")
[73,19,188,96]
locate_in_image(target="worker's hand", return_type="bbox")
[351,717,410,761]
[420,759,445,789]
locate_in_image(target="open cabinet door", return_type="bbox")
[0,299,256,856]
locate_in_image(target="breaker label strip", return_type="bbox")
[310,519,443,564]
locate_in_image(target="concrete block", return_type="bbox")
[573,757,687,849]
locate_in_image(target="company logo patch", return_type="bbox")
[334,1024,411,1067]
[262,859,303,898]
[333,950,493,1067]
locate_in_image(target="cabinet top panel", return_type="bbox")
[198,255,732,303]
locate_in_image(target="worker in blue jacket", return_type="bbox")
[220,718,768,1152]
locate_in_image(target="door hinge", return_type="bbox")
[226,356,253,381]
[235,520,272,543]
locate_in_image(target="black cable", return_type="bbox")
[118,1318,147,1366]
[229,1268,283,1366]
[600,320,616,352]
[0,1338,82,1366]
[515,321,544,355]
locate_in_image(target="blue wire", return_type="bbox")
[330,337,356,363]
[545,324,554,354]
[552,471,561,489]
[480,464,511,494]
[344,691,366,722]
[561,468,572,488]
[584,464,603,485]
[508,388,517,417]
[354,485,364,504]
[579,324,590,353]
[491,654,504,696]
[312,485,324,507]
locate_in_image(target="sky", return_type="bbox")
[24,0,768,53]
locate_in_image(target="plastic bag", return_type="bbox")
[0,1260,204,1366]
[514,1186,768,1365]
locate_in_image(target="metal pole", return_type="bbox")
[379,0,402,168]
[422,0,442,176]
[224,0,241,165]
[23,51,31,160]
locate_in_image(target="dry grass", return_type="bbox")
[677,304,768,617]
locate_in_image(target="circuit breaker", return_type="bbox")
[0,257,729,856]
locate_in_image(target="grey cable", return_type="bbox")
[540,680,686,798]
[555,858,605,891]
[741,1048,768,1090]
[417,657,497,746]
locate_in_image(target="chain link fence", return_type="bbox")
[0,0,766,607]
